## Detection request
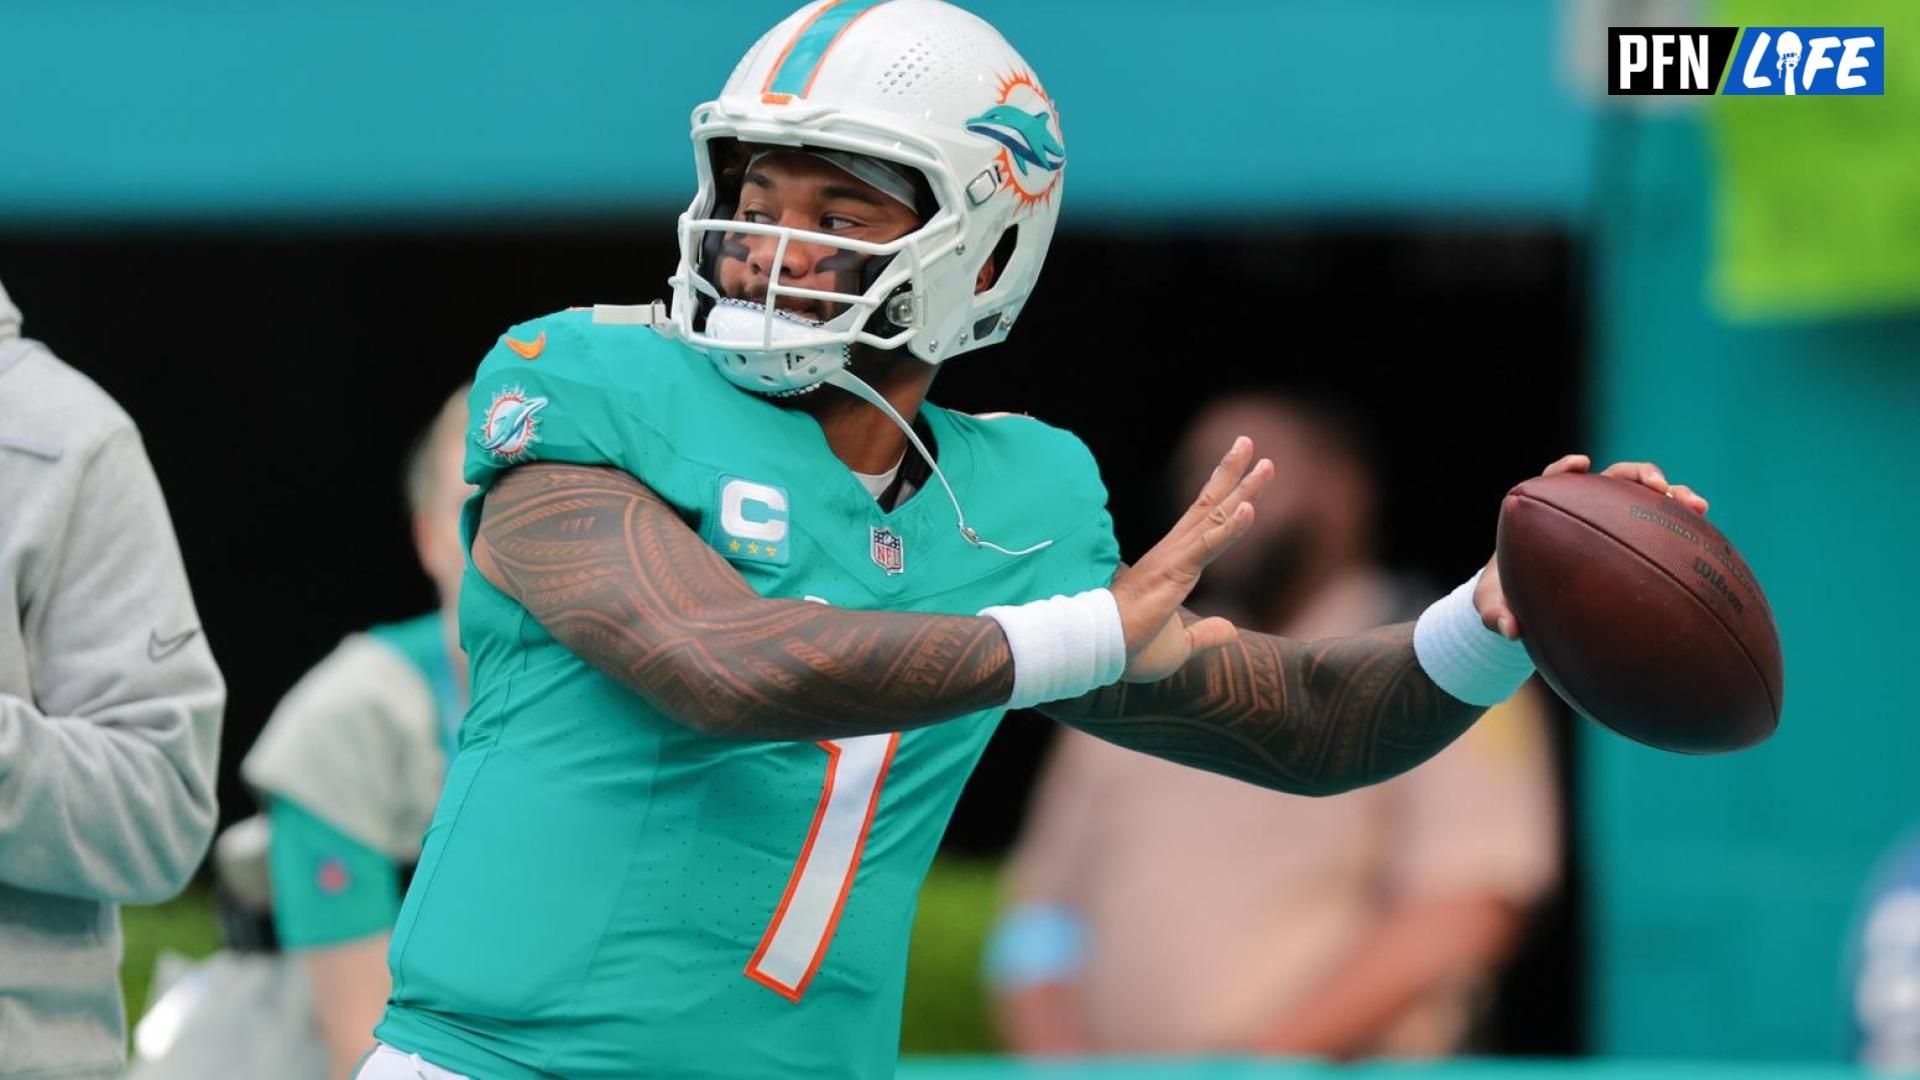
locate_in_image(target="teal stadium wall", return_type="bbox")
[1588,109,1920,1060]
[9,0,1919,1062]
[1,0,1586,223]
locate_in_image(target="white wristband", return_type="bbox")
[980,588,1127,709]
[1413,569,1535,707]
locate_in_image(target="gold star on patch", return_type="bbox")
[765,546,777,558]
[748,542,761,555]
[728,539,741,553]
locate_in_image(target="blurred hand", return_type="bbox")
[1474,455,1710,640]
[994,980,1091,1057]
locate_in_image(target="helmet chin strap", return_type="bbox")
[823,367,1053,558]
[698,300,1051,558]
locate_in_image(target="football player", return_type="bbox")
[360,3,1702,1077]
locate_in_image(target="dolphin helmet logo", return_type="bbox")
[965,105,1066,176]
[965,70,1065,212]
[480,386,549,461]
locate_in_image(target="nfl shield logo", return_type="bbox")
[870,526,905,575]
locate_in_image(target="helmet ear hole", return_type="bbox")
[978,225,1019,295]
[965,227,1024,344]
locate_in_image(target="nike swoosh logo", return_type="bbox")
[148,627,200,662]
[504,331,546,360]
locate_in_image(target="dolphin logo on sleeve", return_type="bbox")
[480,388,550,460]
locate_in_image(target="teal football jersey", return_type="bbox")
[376,308,1119,1079]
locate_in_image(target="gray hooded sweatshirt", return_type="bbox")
[0,279,225,1078]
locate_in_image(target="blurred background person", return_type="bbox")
[130,386,471,1080]
[1852,825,1920,1073]
[987,392,1560,1059]
[0,277,225,1079]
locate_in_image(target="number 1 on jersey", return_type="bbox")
[746,732,901,1001]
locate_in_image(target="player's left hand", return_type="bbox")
[1473,454,1709,640]
[1113,437,1272,683]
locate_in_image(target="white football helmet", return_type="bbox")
[668,0,1067,398]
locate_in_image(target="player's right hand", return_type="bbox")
[1473,453,1709,640]
[1112,436,1271,682]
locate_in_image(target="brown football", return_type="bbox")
[1495,473,1783,754]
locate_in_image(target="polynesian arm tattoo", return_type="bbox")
[1039,612,1488,797]
[473,463,1012,740]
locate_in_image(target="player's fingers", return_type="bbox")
[1471,560,1521,640]
[1542,454,1591,477]
[1177,437,1254,531]
[1211,457,1273,521]
[1478,599,1522,640]
[1601,460,1669,493]
[1177,458,1271,558]
[1127,465,1262,623]
[1667,483,1709,516]
[1193,501,1256,563]
[1184,616,1240,655]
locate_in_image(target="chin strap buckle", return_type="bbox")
[592,301,668,326]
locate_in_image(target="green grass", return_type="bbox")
[119,860,1006,1052]
[901,856,1003,1054]
[119,884,222,1024]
